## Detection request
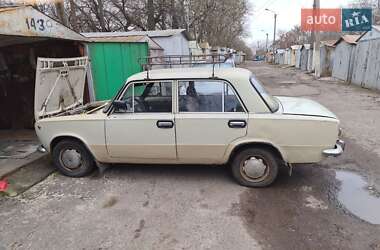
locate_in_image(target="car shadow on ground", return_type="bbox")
[89,162,296,188]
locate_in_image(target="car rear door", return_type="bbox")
[105,81,177,161]
[175,79,248,164]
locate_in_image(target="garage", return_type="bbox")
[0,5,87,130]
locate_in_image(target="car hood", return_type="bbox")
[34,57,88,120]
[276,96,337,119]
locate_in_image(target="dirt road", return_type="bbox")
[0,61,379,250]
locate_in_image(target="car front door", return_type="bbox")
[175,79,248,164]
[105,81,177,161]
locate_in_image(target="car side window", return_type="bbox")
[178,80,244,112]
[119,81,172,113]
[224,84,244,112]
[178,80,223,112]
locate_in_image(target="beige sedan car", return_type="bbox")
[35,57,344,187]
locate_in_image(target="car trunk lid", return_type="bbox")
[276,96,337,119]
[34,57,88,120]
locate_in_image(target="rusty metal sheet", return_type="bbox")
[0,6,85,42]
[34,57,88,120]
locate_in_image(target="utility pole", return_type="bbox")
[313,0,321,78]
[261,30,269,52]
[265,8,277,52]
[273,14,277,51]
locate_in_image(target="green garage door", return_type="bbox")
[88,42,148,100]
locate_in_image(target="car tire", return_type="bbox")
[52,139,95,177]
[231,147,279,187]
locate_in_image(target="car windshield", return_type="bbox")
[250,75,279,113]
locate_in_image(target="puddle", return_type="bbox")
[335,170,380,225]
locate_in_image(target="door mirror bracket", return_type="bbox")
[113,100,128,113]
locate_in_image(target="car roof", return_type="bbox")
[127,67,252,82]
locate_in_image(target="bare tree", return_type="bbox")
[349,0,380,24]
[68,0,79,32]
[55,0,67,25]
[147,0,156,30]
[33,0,252,55]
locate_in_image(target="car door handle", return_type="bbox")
[228,120,247,128]
[157,120,174,129]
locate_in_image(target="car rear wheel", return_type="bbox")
[231,148,279,187]
[52,139,95,177]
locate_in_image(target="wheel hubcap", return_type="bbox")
[242,157,268,179]
[61,149,82,169]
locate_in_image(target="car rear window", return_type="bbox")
[250,76,279,113]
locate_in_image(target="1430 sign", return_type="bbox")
[25,17,53,32]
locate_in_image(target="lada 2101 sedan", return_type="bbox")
[34,57,344,187]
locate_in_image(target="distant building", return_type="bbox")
[189,41,202,56]
[284,48,291,65]
[300,44,312,71]
[199,42,211,55]
[274,49,286,65]
[290,45,302,67]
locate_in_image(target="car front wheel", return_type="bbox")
[52,139,95,177]
[231,148,279,187]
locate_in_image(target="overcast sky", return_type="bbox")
[246,0,352,45]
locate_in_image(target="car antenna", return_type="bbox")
[146,65,150,79]
[145,57,150,79]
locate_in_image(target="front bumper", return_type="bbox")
[323,140,345,157]
[37,145,47,153]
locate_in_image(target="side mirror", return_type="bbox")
[112,100,127,112]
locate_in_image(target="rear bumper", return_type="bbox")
[323,140,345,157]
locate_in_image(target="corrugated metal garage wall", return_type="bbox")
[351,28,380,90]
[332,42,356,82]
[88,42,148,100]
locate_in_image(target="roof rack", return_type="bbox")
[139,54,227,79]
